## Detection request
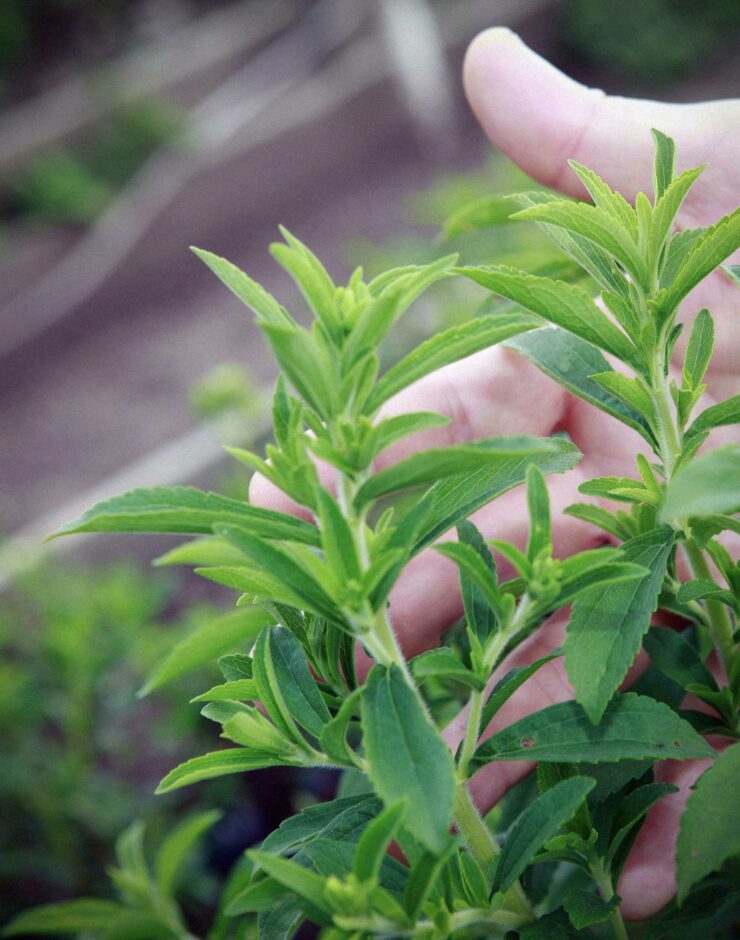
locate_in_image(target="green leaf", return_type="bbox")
[661,445,740,522]
[221,708,296,753]
[511,201,648,286]
[200,701,248,724]
[589,372,654,422]
[480,653,561,731]
[568,161,637,236]
[563,888,620,929]
[195,565,305,610]
[153,536,246,567]
[682,308,714,388]
[366,312,540,411]
[410,648,484,690]
[471,694,714,769]
[138,607,265,696]
[251,626,303,741]
[156,748,295,793]
[492,777,595,892]
[191,678,259,703]
[247,852,333,923]
[677,743,740,902]
[260,794,381,859]
[192,247,291,328]
[315,487,360,582]
[443,194,517,237]
[268,626,331,737]
[526,464,552,560]
[370,412,451,457]
[578,476,648,504]
[519,910,583,939]
[155,809,221,897]
[345,255,456,360]
[643,627,717,691]
[216,526,340,621]
[677,579,736,610]
[687,394,740,438]
[649,167,705,270]
[353,801,406,883]
[226,877,292,915]
[3,901,127,937]
[218,653,253,680]
[458,266,635,362]
[660,208,740,317]
[319,687,363,767]
[362,665,456,853]
[606,782,678,874]
[355,437,559,507]
[642,880,740,940]
[434,541,504,619]
[256,901,303,938]
[409,436,582,553]
[565,528,675,723]
[515,190,629,296]
[724,262,740,284]
[260,321,338,418]
[403,844,456,920]
[270,227,340,337]
[457,520,498,639]
[49,486,319,544]
[652,129,676,199]
[564,503,627,540]
[660,227,705,290]
[555,558,649,608]
[506,328,655,445]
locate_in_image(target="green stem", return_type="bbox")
[337,470,414,682]
[372,606,414,684]
[458,688,484,779]
[646,352,737,678]
[453,785,535,924]
[683,539,736,679]
[590,855,629,940]
[454,783,498,871]
[649,355,682,478]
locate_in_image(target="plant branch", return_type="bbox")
[588,851,629,940]
[683,539,736,679]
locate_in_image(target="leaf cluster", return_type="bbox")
[11,131,739,939]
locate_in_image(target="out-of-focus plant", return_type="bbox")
[2,101,180,225]
[0,561,257,921]
[4,814,236,940]
[562,0,740,86]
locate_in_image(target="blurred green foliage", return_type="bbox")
[563,0,740,86]
[3,101,181,224]
[0,561,233,921]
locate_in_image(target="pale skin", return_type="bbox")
[252,29,740,920]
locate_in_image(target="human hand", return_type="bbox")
[251,28,739,920]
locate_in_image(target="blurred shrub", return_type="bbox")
[4,101,180,224]
[563,0,740,86]
[0,557,340,928]
[190,363,262,422]
[0,561,230,919]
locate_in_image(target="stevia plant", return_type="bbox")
[6,131,739,939]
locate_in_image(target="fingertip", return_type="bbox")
[463,27,600,191]
[248,472,312,521]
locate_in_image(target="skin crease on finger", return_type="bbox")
[247,28,739,921]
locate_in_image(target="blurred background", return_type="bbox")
[1,0,739,931]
